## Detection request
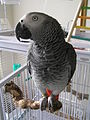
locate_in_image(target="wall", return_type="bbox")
[13,0,80,29]
[0,0,90,30]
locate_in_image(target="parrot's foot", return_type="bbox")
[40,97,48,111]
[48,96,62,112]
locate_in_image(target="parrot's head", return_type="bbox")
[15,12,65,45]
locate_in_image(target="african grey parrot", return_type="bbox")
[15,12,76,112]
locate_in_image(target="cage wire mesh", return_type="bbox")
[0,50,26,79]
[0,50,90,120]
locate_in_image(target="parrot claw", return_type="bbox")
[39,97,48,111]
[48,96,62,112]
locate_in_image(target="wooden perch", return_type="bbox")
[13,99,40,109]
[66,83,89,100]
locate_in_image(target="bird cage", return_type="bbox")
[0,50,27,80]
[0,48,90,120]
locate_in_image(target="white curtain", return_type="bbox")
[0,0,20,4]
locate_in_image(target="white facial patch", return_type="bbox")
[19,14,26,23]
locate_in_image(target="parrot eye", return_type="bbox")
[32,16,38,21]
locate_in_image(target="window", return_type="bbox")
[0,0,20,4]
[0,0,20,31]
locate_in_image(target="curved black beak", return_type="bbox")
[15,22,32,42]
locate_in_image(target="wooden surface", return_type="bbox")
[75,25,90,30]
[66,0,84,42]
[78,16,90,19]
[80,0,88,26]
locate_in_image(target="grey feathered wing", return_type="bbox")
[27,43,33,75]
[66,43,76,83]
